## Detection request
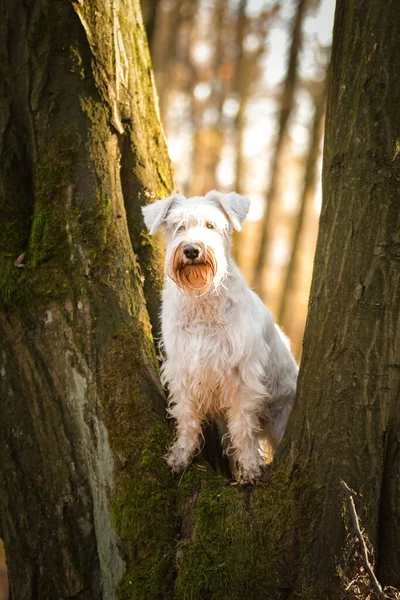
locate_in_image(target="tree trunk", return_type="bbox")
[276,0,400,593]
[231,1,275,265]
[187,0,227,197]
[150,0,185,126]
[231,0,248,266]
[0,0,175,598]
[1,1,400,599]
[252,0,308,298]
[277,76,327,330]
[200,0,228,192]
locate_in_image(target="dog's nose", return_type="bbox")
[183,244,201,260]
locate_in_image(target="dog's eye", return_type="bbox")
[206,222,215,229]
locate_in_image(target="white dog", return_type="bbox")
[142,190,298,482]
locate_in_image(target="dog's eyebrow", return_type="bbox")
[172,221,187,232]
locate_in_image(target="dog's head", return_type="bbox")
[142,190,250,296]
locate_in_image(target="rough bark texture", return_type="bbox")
[280,0,400,593]
[0,0,175,598]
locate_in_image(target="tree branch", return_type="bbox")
[340,480,389,600]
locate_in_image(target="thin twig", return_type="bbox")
[340,480,389,600]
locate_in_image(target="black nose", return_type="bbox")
[183,245,200,260]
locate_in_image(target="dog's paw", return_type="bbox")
[164,445,191,473]
[238,461,269,484]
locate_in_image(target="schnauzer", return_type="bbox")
[142,190,298,482]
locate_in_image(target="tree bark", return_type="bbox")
[279,0,400,593]
[0,0,175,598]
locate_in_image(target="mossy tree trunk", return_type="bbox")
[0,0,175,598]
[1,1,400,599]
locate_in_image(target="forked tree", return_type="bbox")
[0,1,399,599]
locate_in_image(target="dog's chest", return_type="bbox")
[172,317,238,414]
[163,294,237,371]
[178,313,230,366]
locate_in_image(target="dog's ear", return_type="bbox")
[206,191,250,231]
[141,193,185,234]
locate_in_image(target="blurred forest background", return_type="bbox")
[0,0,335,595]
[142,0,335,358]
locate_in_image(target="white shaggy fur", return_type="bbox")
[142,190,298,482]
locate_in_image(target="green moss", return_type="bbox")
[29,208,64,267]
[77,193,114,265]
[16,141,81,300]
[70,46,85,79]
[175,469,255,599]
[97,324,176,599]
[112,423,177,600]
[172,457,298,600]
[0,104,127,307]
[0,260,23,305]
[176,470,251,599]
[0,142,33,305]
[0,136,78,306]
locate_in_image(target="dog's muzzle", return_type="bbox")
[169,242,217,294]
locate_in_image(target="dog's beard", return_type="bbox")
[169,244,218,295]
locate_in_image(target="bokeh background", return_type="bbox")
[143,0,335,359]
[0,0,336,594]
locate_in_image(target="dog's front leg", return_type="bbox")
[165,394,203,473]
[226,388,266,482]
